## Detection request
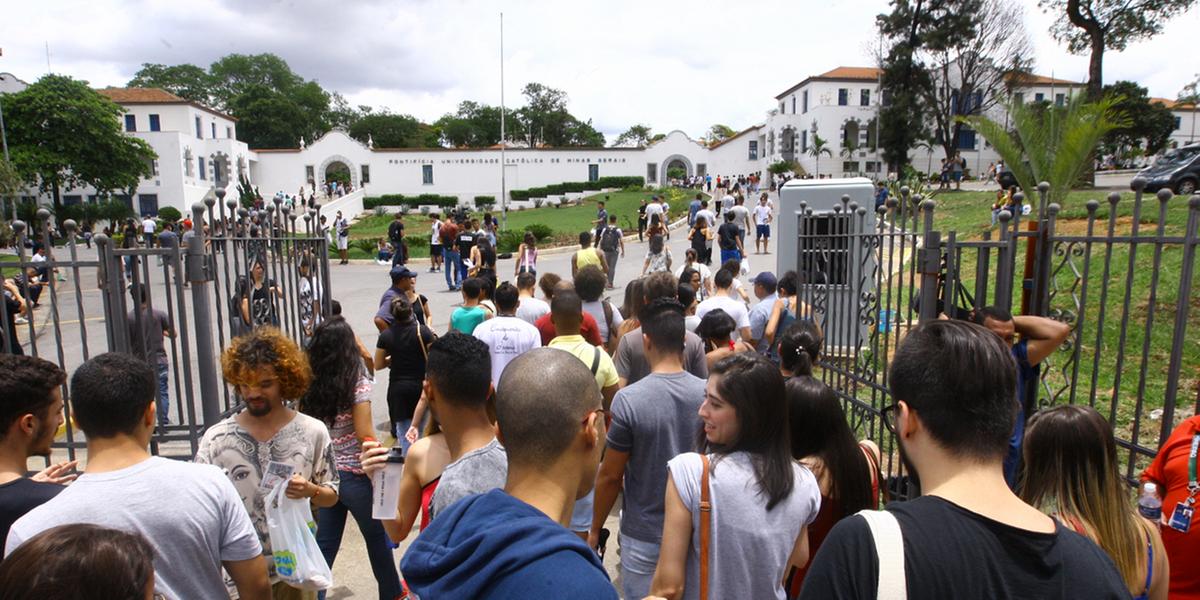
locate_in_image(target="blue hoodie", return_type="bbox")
[401,488,618,599]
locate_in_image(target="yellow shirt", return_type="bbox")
[548,334,619,391]
[574,248,602,270]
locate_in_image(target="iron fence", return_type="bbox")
[0,192,332,460]
[796,182,1200,495]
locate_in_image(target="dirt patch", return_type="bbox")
[1055,216,1137,236]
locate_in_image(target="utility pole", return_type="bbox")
[499,12,507,231]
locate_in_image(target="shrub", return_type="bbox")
[497,229,523,253]
[352,238,379,255]
[474,196,496,210]
[532,198,544,208]
[403,235,429,249]
[157,206,182,222]
[507,177,644,202]
[526,223,553,241]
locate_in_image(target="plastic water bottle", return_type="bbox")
[371,446,405,520]
[1137,482,1162,520]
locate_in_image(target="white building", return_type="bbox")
[1151,98,1199,149]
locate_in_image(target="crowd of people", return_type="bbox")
[2,195,1199,600]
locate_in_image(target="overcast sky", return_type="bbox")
[2,0,1198,144]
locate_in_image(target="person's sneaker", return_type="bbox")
[14,316,28,324]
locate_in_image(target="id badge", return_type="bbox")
[1168,503,1194,533]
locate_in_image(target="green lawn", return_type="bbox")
[347,187,708,258]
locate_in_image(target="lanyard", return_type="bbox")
[1188,434,1199,495]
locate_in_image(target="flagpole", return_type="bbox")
[499,12,507,232]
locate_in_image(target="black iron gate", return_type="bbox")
[796,182,1200,490]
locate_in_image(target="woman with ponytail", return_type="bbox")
[764,271,811,364]
[778,320,823,378]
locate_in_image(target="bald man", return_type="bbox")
[400,349,618,599]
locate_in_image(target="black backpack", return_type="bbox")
[599,226,620,252]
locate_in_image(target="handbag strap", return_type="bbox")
[857,509,907,600]
[416,323,429,362]
[699,453,712,600]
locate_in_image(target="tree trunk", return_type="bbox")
[1087,35,1104,101]
[51,181,62,214]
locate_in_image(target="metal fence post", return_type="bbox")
[1158,195,1200,443]
[187,202,222,426]
[916,198,940,323]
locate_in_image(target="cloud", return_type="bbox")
[3,0,1198,143]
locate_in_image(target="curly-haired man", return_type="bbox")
[196,327,338,599]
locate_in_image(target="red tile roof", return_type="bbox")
[96,87,237,121]
[1003,72,1084,86]
[1151,97,1197,111]
[775,66,883,99]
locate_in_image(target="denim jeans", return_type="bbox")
[316,471,401,600]
[393,417,413,454]
[442,248,461,289]
[1003,406,1025,490]
[618,532,661,600]
[569,489,595,533]
[155,362,169,425]
[720,248,742,265]
[604,251,619,286]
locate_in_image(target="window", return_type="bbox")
[780,102,785,114]
[647,163,658,184]
[1175,116,1183,130]
[148,159,159,177]
[1034,93,1045,102]
[696,163,707,177]
[958,128,977,150]
[791,96,796,114]
[802,91,809,113]
[305,165,315,183]
[63,195,82,206]
[124,114,136,132]
[361,164,370,184]
[422,164,433,185]
[149,114,160,132]
[865,161,880,173]
[588,164,599,182]
[199,157,206,180]
[799,214,850,286]
[211,122,217,138]
[1013,92,1024,104]
[748,140,758,161]
[843,161,860,172]
[838,89,849,106]
[138,194,159,216]
[114,194,134,210]
[861,89,870,106]
[226,126,233,139]
[195,116,202,138]
[1055,93,1066,107]
[801,130,808,153]
[212,158,222,184]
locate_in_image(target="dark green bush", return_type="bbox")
[525,223,553,241]
[508,176,643,201]
[497,229,523,253]
[157,206,182,222]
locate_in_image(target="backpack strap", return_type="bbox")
[857,509,906,600]
[602,300,614,338]
[590,346,601,376]
[699,453,712,600]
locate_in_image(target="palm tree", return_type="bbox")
[808,134,833,177]
[963,95,1125,208]
[913,139,936,179]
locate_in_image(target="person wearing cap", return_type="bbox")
[375,265,430,332]
[748,272,779,359]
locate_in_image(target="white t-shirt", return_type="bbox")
[430,220,442,245]
[674,262,712,287]
[694,209,716,228]
[645,202,664,220]
[473,316,542,384]
[515,295,551,326]
[696,294,751,340]
[754,204,773,225]
[142,218,156,233]
[722,195,735,211]
[6,457,261,599]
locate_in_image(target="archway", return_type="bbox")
[842,120,860,152]
[317,154,358,191]
[659,154,694,188]
[780,127,796,162]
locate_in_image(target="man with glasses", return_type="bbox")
[400,348,618,599]
[800,320,1127,599]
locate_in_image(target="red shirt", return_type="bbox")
[535,312,603,347]
[1142,415,1200,600]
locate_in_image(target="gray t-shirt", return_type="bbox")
[127,307,171,365]
[515,296,550,326]
[668,452,820,600]
[583,300,624,344]
[748,294,778,355]
[5,457,261,600]
[615,327,708,384]
[429,438,508,520]
[730,205,751,230]
[607,371,706,543]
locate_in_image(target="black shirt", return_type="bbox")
[376,320,436,384]
[0,477,63,544]
[717,223,740,250]
[798,495,1128,600]
[457,231,476,257]
[388,220,406,243]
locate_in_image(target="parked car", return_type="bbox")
[1138,144,1200,196]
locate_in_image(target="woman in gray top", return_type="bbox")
[651,353,821,600]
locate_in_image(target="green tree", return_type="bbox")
[1100,80,1176,157]
[1038,0,1197,100]
[1179,74,1200,104]
[705,124,737,145]
[514,83,601,146]
[964,95,1126,206]
[6,75,155,212]
[349,113,440,148]
[614,124,654,147]
[0,159,21,220]
[767,160,799,176]
[127,63,215,105]
[807,134,833,176]
[434,101,511,147]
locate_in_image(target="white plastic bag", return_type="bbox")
[265,480,334,591]
[739,255,751,277]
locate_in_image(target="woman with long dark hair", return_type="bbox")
[642,234,673,275]
[0,524,156,600]
[514,231,538,277]
[651,353,820,600]
[778,320,823,378]
[301,317,401,600]
[375,295,436,449]
[694,309,756,371]
[783,376,880,596]
[1022,405,1169,600]
[617,278,646,339]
